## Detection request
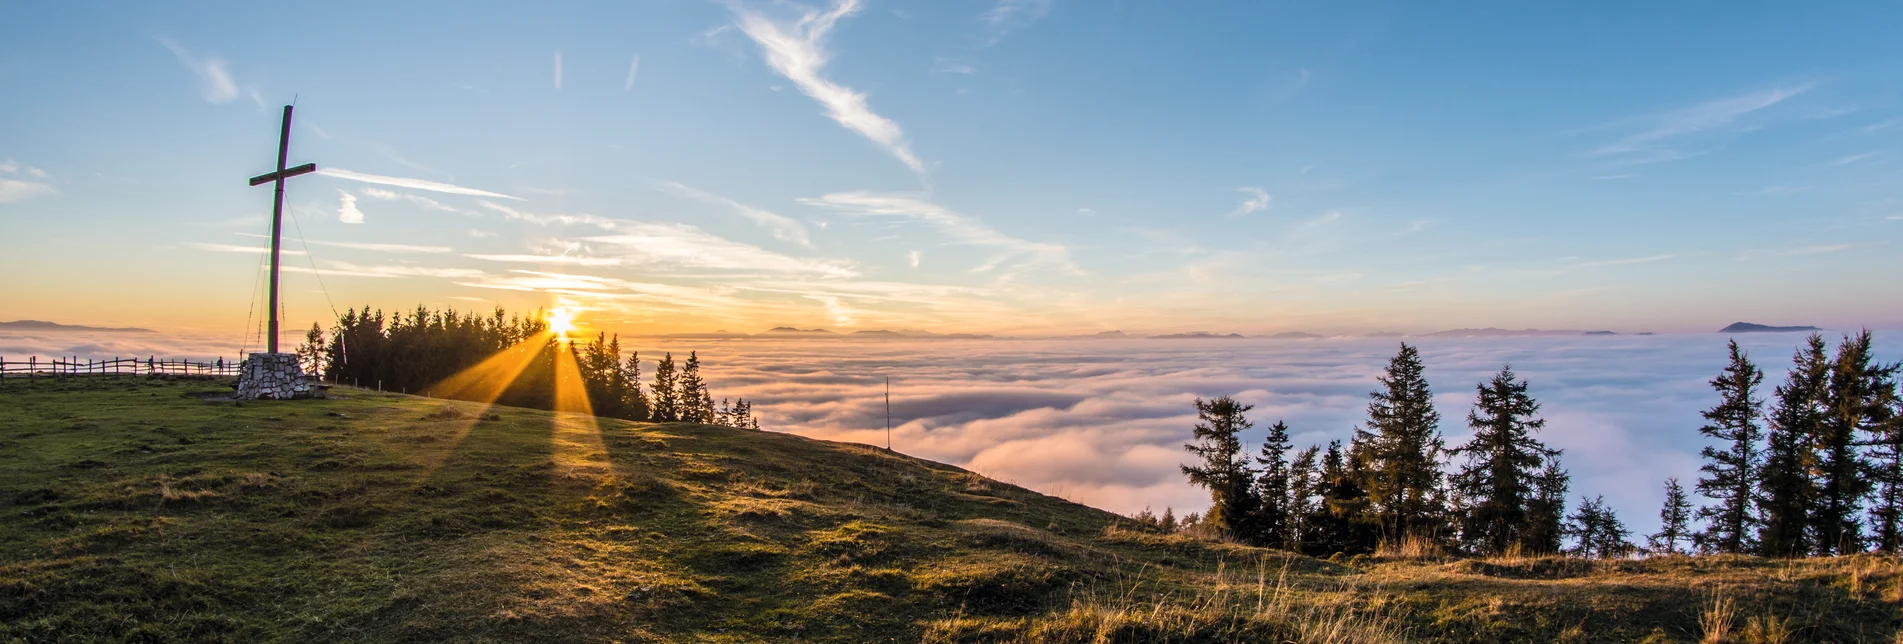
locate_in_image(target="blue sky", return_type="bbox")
[2,1,1901,339]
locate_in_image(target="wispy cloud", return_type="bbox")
[0,159,55,203]
[908,250,922,267]
[337,190,364,224]
[1826,150,1881,167]
[553,52,564,90]
[1573,253,1674,268]
[624,55,641,91]
[662,181,813,247]
[476,201,617,228]
[315,168,521,200]
[155,37,238,104]
[730,0,926,173]
[359,187,471,215]
[465,254,624,267]
[802,191,1077,274]
[325,261,486,279]
[1226,187,1271,218]
[191,242,306,255]
[1756,184,1812,196]
[1777,243,1854,256]
[1589,84,1813,163]
[236,232,448,254]
[980,0,1053,44]
[584,222,859,278]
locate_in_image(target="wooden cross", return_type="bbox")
[247,105,317,354]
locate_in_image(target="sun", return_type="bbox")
[547,307,578,337]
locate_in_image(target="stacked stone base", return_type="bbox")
[235,352,321,400]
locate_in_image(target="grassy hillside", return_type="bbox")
[1,377,1899,642]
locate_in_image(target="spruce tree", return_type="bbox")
[1565,495,1633,560]
[1181,396,1262,541]
[620,350,650,421]
[1648,477,1694,555]
[1355,343,1447,543]
[1159,507,1177,533]
[1254,421,1295,548]
[649,352,679,422]
[1303,440,1376,555]
[1694,340,1764,554]
[1450,366,1566,556]
[1756,335,1828,557]
[1814,331,1896,555]
[1286,445,1320,551]
[1524,460,1570,554]
[1869,376,1903,553]
[679,351,711,423]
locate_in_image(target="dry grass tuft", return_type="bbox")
[1700,589,1736,644]
[1375,533,1446,561]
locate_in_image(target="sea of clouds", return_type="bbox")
[8,328,1898,538]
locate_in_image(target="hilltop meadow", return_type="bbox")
[2,376,1900,642]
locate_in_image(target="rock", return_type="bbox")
[234,352,323,400]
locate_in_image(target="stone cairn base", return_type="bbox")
[235,352,321,400]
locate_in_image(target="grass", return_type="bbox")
[1,376,1900,642]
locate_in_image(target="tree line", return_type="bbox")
[1651,331,1899,557]
[297,305,759,429]
[1164,333,1901,560]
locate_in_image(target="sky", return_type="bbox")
[2,1,1902,341]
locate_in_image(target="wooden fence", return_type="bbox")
[0,356,245,379]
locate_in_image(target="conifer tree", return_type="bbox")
[1450,366,1566,556]
[1565,495,1633,560]
[1254,421,1295,548]
[1524,460,1571,554]
[1181,396,1261,541]
[1756,335,1828,557]
[1814,331,1897,555]
[1159,507,1177,533]
[679,351,711,423]
[621,350,650,421]
[1869,377,1903,553]
[1648,477,1694,555]
[1694,340,1764,554]
[649,352,680,422]
[1355,343,1447,543]
[1286,445,1320,551]
[1305,440,1376,555]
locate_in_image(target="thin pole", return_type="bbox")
[885,376,891,451]
[266,105,293,354]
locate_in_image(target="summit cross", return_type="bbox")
[247,105,317,354]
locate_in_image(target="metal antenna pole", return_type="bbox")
[885,376,891,451]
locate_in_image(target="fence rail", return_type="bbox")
[0,356,245,379]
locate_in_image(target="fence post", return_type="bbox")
[28,356,34,381]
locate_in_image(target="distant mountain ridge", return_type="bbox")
[0,320,153,333]
[1720,322,1822,333]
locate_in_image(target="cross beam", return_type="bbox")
[248,105,317,354]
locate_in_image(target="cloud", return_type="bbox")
[1776,243,1854,256]
[979,0,1053,44]
[908,250,922,267]
[1226,187,1271,218]
[476,201,617,228]
[358,187,470,215]
[1589,84,1813,163]
[337,190,364,224]
[1756,184,1811,196]
[315,168,521,200]
[729,0,926,173]
[1572,254,1674,268]
[662,181,813,247]
[1827,150,1881,167]
[235,232,448,254]
[324,261,486,279]
[625,55,641,91]
[155,37,239,104]
[464,254,624,267]
[583,222,859,278]
[553,52,563,90]
[802,191,1077,274]
[190,242,306,255]
[0,160,55,203]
